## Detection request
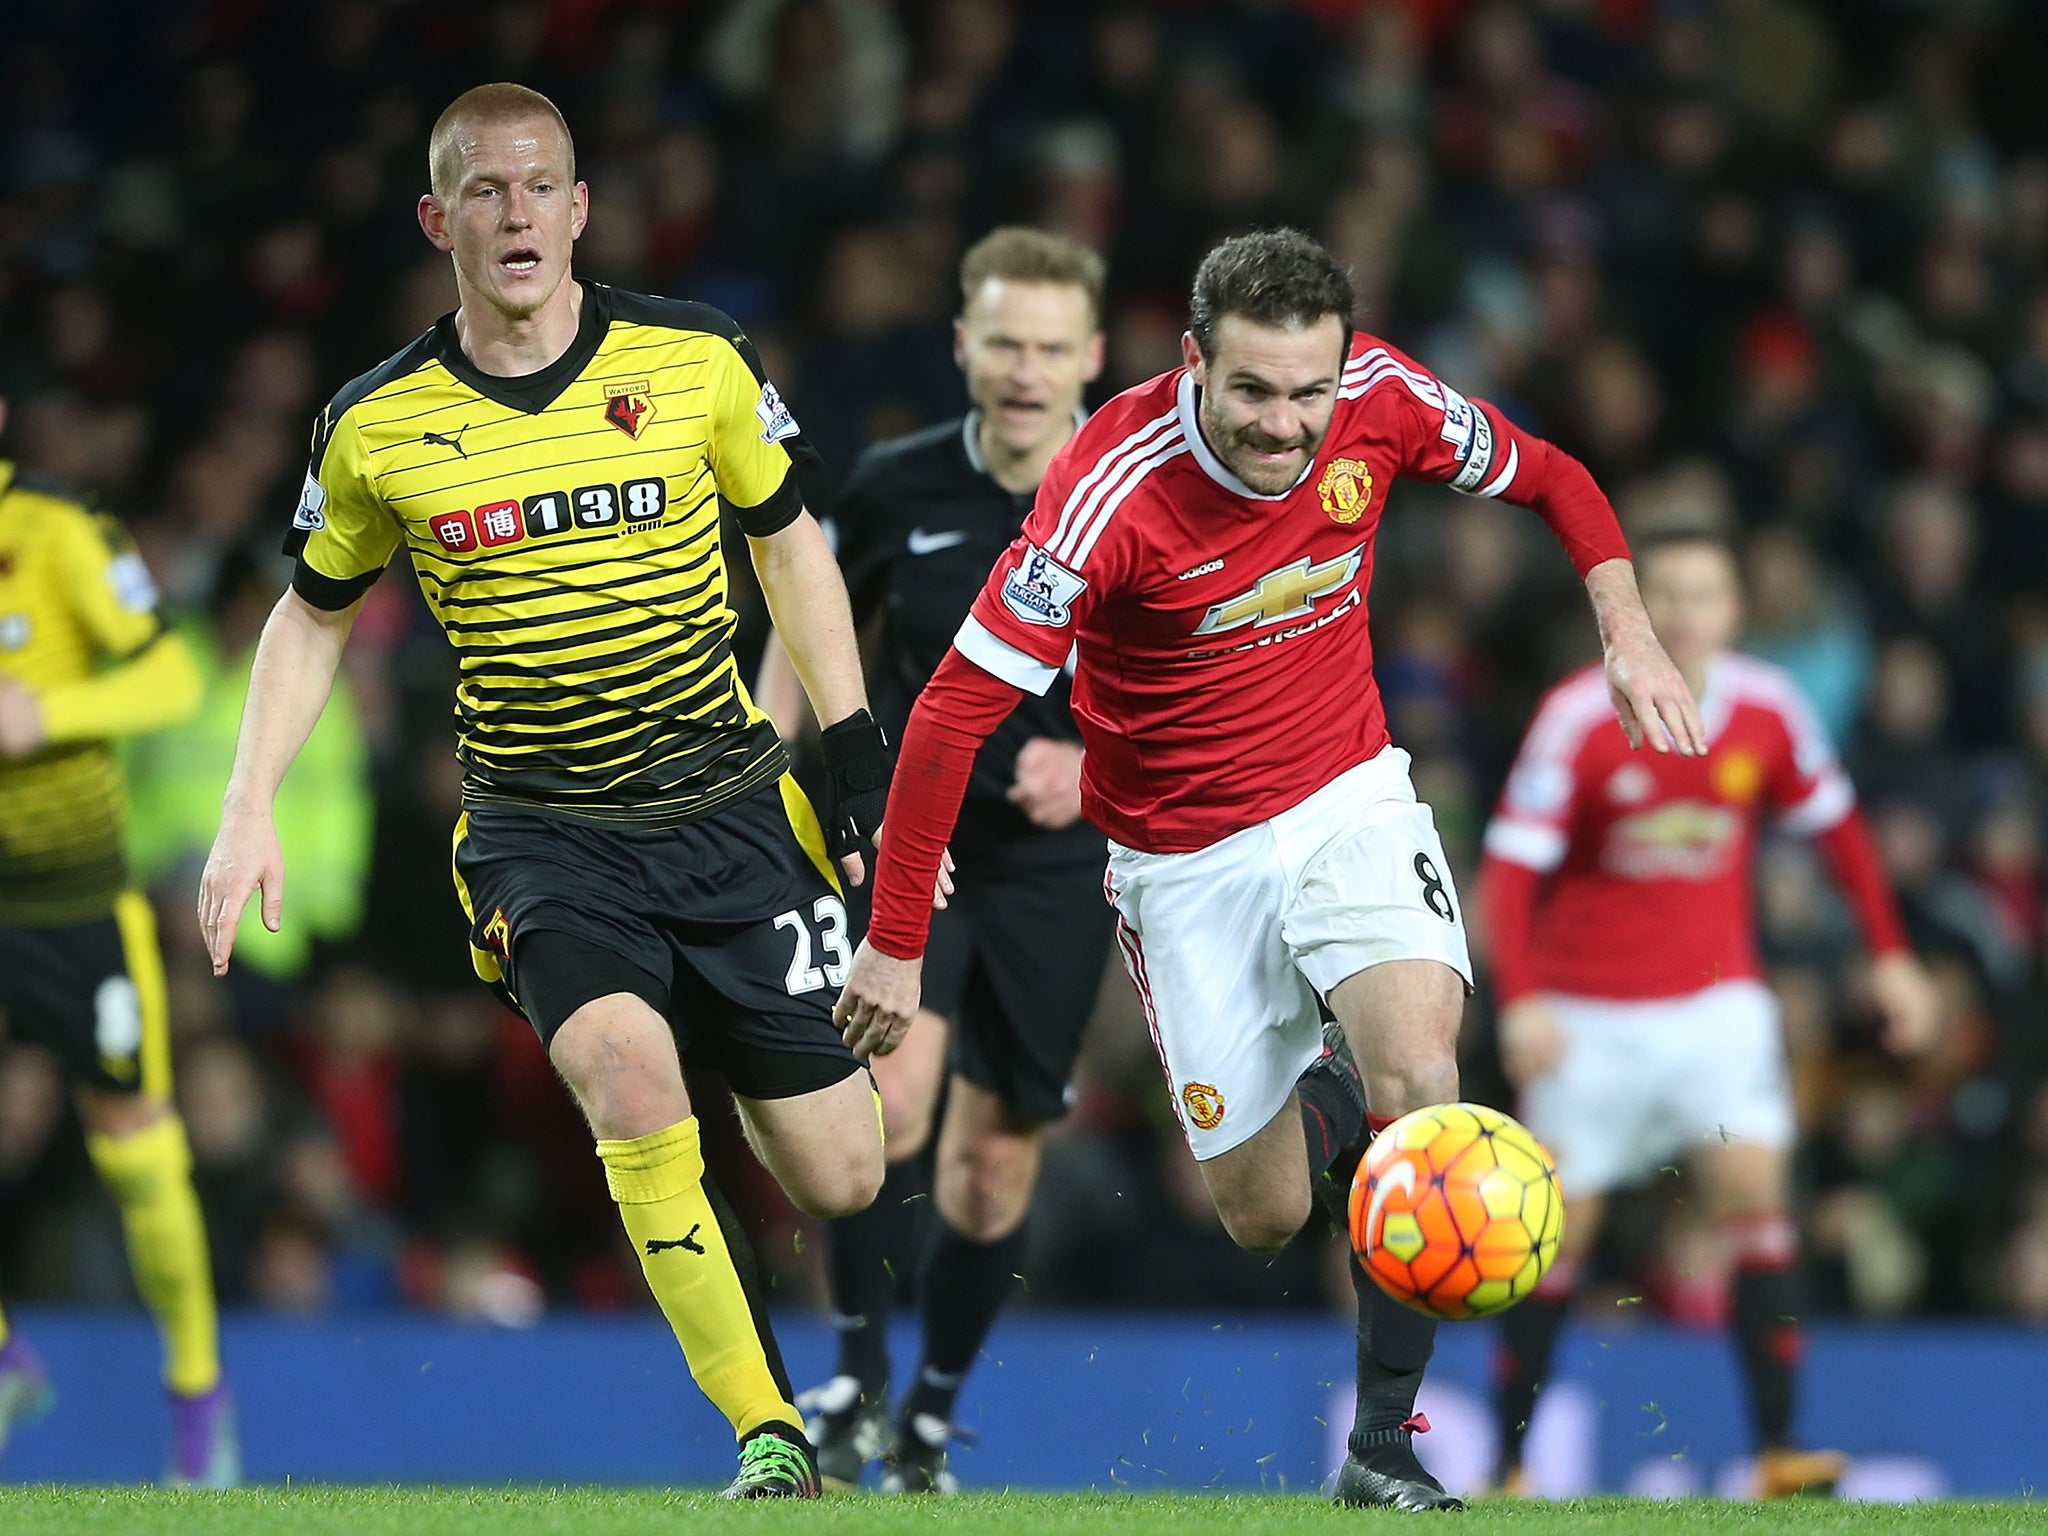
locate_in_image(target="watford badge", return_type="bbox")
[481,906,513,960]
[1319,458,1373,524]
[1714,747,1766,806]
[603,379,658,439]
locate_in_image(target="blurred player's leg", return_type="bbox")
[81,894,234,1488]
[1697,1140,1844,1497]
[1326,958,1464,1512]
[802,1008,946,1485]
[1492,1197,1604,1492]
[885,1075,1041,1495]
[550,986,814,1495]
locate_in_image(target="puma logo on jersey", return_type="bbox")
[1177,558,1224,581]
[645,1226,706,1256]
[421,426,470,458]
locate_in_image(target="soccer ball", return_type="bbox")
[1348,1102,1564,1320]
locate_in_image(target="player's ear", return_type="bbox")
[418,193,453,253]
[952,316,969,370]
[1180,330,1206,384]
[1083,329,1106,384]
[570,180,590,241]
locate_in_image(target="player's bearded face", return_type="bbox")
[1189,315,1347,496]
[429,116,587,319]
[956,279,1105,459]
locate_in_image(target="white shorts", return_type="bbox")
[1105,748,1473,1160]
[1519,979,1795,1197]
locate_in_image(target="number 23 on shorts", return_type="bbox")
[774,895,850,994]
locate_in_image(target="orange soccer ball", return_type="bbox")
[1348,1102,1564,1320]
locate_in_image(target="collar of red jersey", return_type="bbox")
[1176,371,1318,503]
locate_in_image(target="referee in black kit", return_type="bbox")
[757,228,1115,1493]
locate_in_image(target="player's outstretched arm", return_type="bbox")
[198,588,358,975]
[1584,559,1706,756]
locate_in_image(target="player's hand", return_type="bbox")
[819,709,891,886]
[197,807,286,976]
[834,938,923,1060]
[1604,626,1705,756]
[1498,997,1564,1086]
[0,677,47,759]
[1007,737,1086,829]
[1868,951,1941,1056]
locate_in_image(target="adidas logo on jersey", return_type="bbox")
[1178,558,1224,581]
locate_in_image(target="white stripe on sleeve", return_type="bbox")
[1482,818,1568,872]
[954,614,1060,696]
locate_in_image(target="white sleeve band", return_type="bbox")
[1483,817,1568,872]
[955,614,1060,696]
[1778,769,1855,836]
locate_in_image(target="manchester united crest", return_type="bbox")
[1181,1081,1226,1131]
[1318,457,1373,524]
[1713,747,1765,805]
[603,379,658,439]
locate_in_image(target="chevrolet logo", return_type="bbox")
[1192,546,1363,636]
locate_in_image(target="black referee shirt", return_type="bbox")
[835,412,1089,822]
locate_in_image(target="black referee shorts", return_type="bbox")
[865,808,1115,1124]
[452,775,863,1101]
[0,891,171,1097]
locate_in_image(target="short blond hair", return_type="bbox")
[428,83,575,200]
[959,227,1106,326]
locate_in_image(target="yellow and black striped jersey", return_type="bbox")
[0,463,180,922]
[284,283,820,826]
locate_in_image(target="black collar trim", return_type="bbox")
[433,282,612,414]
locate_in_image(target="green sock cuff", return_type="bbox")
[596,1117,704,1204]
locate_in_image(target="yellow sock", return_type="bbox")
[86,1115,220,1396]
[598,1118,800,1440]
[0,1296,10,1349]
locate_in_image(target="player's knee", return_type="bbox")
[1366,1047,1459,1120]
[76,1089,169,1140]
[879,1083,936,1162]
[1214,1189,1310,1254]
[550,1017,688,1140]
[790,1148,885,1220]
[936,1132,1037,1242]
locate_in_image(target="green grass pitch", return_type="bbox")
[1,1488,2039,1536]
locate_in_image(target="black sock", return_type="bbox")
[1297,1037,1368,1229]
[1733,1262,1802,1450]
[1349,1266,1439,1447]
[1494,1286,1571,1470]
[823,1158,924,1395]
[900,1219,1027,1426]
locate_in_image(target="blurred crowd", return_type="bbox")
[3,0,2047,1332]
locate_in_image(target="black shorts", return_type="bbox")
[452,775,863,1101]
[0,891,170,1096]
[876,808,1114,1123]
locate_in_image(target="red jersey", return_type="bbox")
[1480,653,1906,1002]
[955,334,1622,853]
